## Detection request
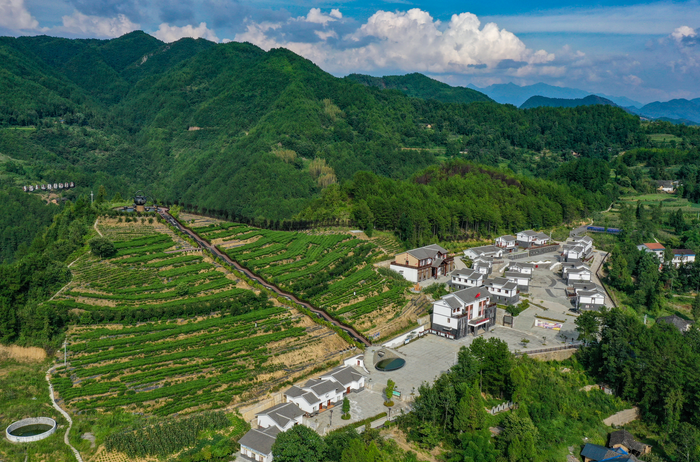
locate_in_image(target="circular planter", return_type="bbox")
[5,417,57,443]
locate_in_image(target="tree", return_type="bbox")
[112,192,123,203]
[692,294,700,322]
[453,383,487,433]
[89,237,116,258]
[670,422,700,462]
[351,200,374,234]
[498,412,539,462]
[271,425,327,462]
[450,429,499,462]
[342,397,351,420]
[96,185,107,204]
[470,337,513,397]
[575,311,599,344]
[385,379,395,406]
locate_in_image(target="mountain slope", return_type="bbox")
[638,99,700,124]
[345,73,492,104]
[520,94,617,110]
[0,33,647,220]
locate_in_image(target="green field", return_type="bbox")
[51,307,315,415]
[196,223,412,333]
[648,133,683,143]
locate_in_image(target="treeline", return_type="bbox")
[297,161,610,247]
[580,309,700,461]
[0,188,59,262]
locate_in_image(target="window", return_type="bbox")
[447,318,450,323]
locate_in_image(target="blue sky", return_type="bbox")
[2,0,699,103]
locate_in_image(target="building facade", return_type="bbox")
[430,287,495,339]
[389,244,454,283]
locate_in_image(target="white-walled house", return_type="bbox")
[472,256,493,275]
[575,286,606,311]
[389,244,454,283]
[516,230,551,247]
[256,402,305,431]
[504,270,531,291]
[506,262,534,275]
[429,287,495,339]
[671,249,696,267]
[464,245,503,260]
[495,235,517,250]
[239,426,280,462]
[566,267,592,284]
[562,236,593,261]
[485,277,520,305]
[450,268,485,290]
[637,243,665,262]
[319,366,365,394]
[285,379,344,415]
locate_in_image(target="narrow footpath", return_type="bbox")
[46,366,83,462]
[157,208,371,346]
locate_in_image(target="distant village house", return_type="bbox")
[389,244,454,283]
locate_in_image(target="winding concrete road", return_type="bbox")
[46,366,83,462]
[157,208,371,346]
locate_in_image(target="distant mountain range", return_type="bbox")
[520,95,617,110]
[469,82,643,109]
[628,99,700,124]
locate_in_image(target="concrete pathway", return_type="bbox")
[93,219,103,237]
[46,366,83,462]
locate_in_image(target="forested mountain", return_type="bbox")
[471,82,643,108]
[0,31,672,224]
[520,94,617,110]
[344,73,492,104]
[635,98,700,124]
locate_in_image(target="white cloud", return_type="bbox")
[61,12,138,38]
[153,22,219,43]
[235,8,553,74]
[672,25,696,42]
[306,8,341,25]
[0,0,40,31]
[623,74,643,85]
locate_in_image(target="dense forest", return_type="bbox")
[1,31,689,223]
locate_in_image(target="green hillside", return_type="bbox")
[345,72,493,104]
[0,31,675,223]
[519,94,617,109]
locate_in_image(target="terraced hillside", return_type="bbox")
[190,219,419,337]
[48,219,350,416]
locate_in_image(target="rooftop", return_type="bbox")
[239,427,279,456]
[642,243,665,250]
[406,244,449,260]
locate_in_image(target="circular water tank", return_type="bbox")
[6,417,57,443]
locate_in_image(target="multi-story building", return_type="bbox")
[485,277,520,305]
[495,235,517,250]
[671,249,695,267]
[429,287,495,339]
[389,244,454,283]
[450,268,485,290]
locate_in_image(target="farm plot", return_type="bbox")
[196,223,413,334]
[53,306,349,416]
[53,226,247,314]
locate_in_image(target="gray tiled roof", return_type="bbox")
[323,366,363,387]
[657,315,692,331]
[407,244,448,260]
[518,230,538,236]
[568,267,591,274]
[257,402,305,429]
[504,271,531,280]
[285,386,305,398]
[453,268,480,278]
[444,296,463,310]
[451,286,488,305]
[309,380,341,396]
[497,235,516,240]
[465,245,501,255]
[239,428,277,455]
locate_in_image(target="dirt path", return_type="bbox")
[46,365,83,462]
[93,218,103,237]
[158,208,371,346]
